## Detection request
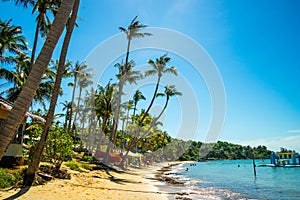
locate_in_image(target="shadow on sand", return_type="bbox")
[4,186,31,200]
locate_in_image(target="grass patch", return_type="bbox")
[0,168,25,188]
[64,160,94,172]
[65,160,81,171]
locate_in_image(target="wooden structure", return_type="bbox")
[0,97,45,166]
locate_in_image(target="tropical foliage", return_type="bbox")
[43,125,73,169]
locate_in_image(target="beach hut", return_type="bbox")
[0,97,45,166]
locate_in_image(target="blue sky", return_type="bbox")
[1,0,300,151]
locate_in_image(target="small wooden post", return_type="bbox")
[252,153,256,176]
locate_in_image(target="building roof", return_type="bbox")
[0,96,45,123]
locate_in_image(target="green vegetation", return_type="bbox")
[65,160,93,172]
[0,168,24,188]
[44,125,73,169]
[178,141,271,161]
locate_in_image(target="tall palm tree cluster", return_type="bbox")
[0,0,181,185]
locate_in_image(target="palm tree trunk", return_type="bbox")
[125,38,131,66]
[140,76,161,123]
[0,0,76,160]
[30,16,41,69]
[121,96,169,166]
[24,0,79,185]
[95,117,106,153]
[132,103,136,123]
[67,76,77,134]
[72,85,82,134]
[112,82,124,145]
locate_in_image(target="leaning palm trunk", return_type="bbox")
[0,0,76,160]
[23,0,79,185]
[30,16,41,69]
[72,85,83,134]
[67,75,77,134]
[139,76,161,123]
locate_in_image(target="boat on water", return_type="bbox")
[258,149,300,167]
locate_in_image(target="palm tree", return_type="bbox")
[124,100,133,128]
[94,82,115,155]
[124,85,181,164]
[108,16,151,151]
[0,0,76,161]
[29,0,61,67]
[106,61,141,163]
[119,16,151,66]
[24,0,79,185]
[0,52,55,109]
[67,61,89,134]
[156,85,182,120]
[132,90,145,122]
[71,68,93,134]
[141,54,178,123]
[61,100,72,130]
[2,0,61,67]
[0,19,28,64]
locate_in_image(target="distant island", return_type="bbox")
[151,139,272,162]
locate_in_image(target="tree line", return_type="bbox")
[176,140,271,161]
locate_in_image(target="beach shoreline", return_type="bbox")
[0,162,183,200]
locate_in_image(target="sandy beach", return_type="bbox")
[0,163,175,200]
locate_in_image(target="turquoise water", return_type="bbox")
[170,160,300,199]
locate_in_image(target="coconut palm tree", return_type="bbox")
[94,82,115,155]
[141,54,178,123]
[67,61,90,134]
[0,52,56,109]
[106,61,141,163]
[119,16,151,66]
[61,100,72,130]
[124,100,133,128]
[71,68,93,134]
[0,19,28,64]
[0,0,76,161]
[2,0,61,67]
[132,90,145,122]
[108,16,151,153]
[126,85,181,161]
[29,0,61,67]
[156,85,182,120]
[24,0,79,185]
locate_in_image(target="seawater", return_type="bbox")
[169,160,300,200]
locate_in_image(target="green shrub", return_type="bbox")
[0,168,24,188]
[44,125,73,169]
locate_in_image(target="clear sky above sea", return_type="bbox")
[1,0,300,151]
